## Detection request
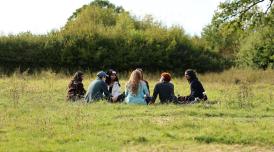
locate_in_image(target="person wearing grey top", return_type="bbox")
[85,71,111,102]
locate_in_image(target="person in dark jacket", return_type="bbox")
[67,71,86,101]
[178,69,207,104]
[85,71,111,102]
[150,72,177,104]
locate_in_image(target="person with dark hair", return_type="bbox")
[150,72,177,104]
[85,71,111,102]
[106,69,125,102]
[136,68,150,94]
[178,69,207,104]
[67,71,86,101]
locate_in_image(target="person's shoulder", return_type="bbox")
[168,82,174,86]
[144,80,149,84]
[140,80,146,85]
[100,80,107,85]
[191,79,202,86]
[154,82,162,87]
[94,79,105,85]
[140,81,148,87]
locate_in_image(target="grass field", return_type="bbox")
[0,69,273,152]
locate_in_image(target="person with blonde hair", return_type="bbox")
[125,70,149,104]
[136,68,150,94]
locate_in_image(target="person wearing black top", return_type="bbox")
[178,69,207,104]
[150,72,177,104]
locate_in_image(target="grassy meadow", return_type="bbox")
[0,69,273,152]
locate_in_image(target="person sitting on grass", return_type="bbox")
[150,72,177,104]
[125,70,150,105]
[178,69,207,104]
[136,68,150,94]
[85,71,111,102]
[106,69,125,102]
[67,71,86,101]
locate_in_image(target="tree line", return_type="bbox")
[0,0,272,74]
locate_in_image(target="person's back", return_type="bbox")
[85,71,110,102]
[67,80,85,99]
[67,71,86,101]
[136,68,150,94]
[152,82,175,103]
[125,70,149,105]
[125,81,149,104]
[151,72,176,104]
[189,79,205,100]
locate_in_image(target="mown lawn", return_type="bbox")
[0,69,273,151]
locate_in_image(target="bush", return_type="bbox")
[0,0,229,74]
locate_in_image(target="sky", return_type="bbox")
[0,0,224,36]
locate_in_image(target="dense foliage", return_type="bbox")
[201,0,273,69]
[0,0,229,74]
[1,0,272,73]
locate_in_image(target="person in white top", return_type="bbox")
[106,69,125,102]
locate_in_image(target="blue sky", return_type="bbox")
[0,0,224,35]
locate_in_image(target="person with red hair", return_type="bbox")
[150,72,177,104]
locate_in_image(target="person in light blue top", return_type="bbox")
[125,70,149,105]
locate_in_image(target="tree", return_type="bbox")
[214,0,273,28]
[201,0,273,60]
[237,8,274,69]
[67,0,124,22]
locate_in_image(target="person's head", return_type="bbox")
[160,72,171,82]
[127,70,142,95]
[106,69,119,85]
[97,71,108,81]
[73,71,84,81]
[136,68,144,80]
[184,69,197,82]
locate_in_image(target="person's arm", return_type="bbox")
[143,82,149,96]
[170,83,177,101]
[151,84,159,104]
[199,81,205,93]
[198,81,207,100]
[79,82,86,96]
[145,81,150,94]
[187,82,197,101]
[102,82,111,97]
[67,81,76,95]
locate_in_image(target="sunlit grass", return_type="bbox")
[0,69,273,151]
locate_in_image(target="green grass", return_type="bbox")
[0,69,274,151]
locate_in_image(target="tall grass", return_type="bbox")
[0,69,273,151]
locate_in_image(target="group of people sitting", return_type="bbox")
[67,68,207,105]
